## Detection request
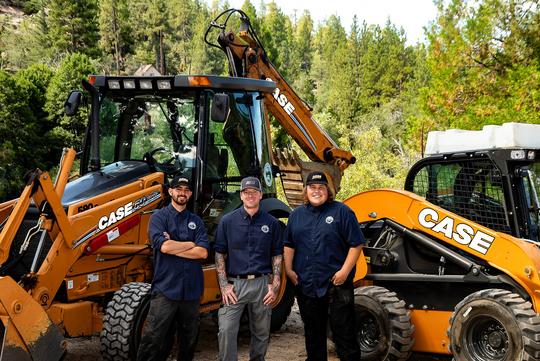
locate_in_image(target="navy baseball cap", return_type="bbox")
[240,177,262,192]
[305,171,328,186]
[170,175,191,189]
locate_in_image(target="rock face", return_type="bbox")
[0,3,26,26]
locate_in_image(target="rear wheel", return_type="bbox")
[354,286,414,361]
[100,282,152,361]
[448,288,540,361]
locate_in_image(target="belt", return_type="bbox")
[228,273,270,280]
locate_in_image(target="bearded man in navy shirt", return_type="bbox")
[137,175,209,361]
[284,171,365,361]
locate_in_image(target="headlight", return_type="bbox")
[140,80,153,89]
[157,80,171,90]
[107,80,121,89]
[123,80,136,89]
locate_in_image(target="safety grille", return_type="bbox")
[412,160,511,234]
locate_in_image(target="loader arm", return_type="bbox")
[207,10,355,172]
[0,149,77,361]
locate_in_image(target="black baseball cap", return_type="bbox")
[240,177,262,192]
[170,175,191,189]
[305,171,328,186]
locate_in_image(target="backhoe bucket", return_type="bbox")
[0,276,64,361]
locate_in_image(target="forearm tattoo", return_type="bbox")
[271,255,282,291]
[215,252,228,289]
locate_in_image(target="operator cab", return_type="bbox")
[63,75,277,239]
[406,123,540,242]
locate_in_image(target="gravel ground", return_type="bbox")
[64,301,451,361]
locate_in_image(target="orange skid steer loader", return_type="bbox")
[207,10,540,359]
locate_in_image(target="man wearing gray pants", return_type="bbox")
[214,177,283,361]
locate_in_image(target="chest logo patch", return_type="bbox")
[261,225,270,233]
[325,216,334,224]
[188,221,197,230]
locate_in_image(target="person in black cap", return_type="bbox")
[137,175,209,361]
[284,171,365,361]
[214,176,283,361]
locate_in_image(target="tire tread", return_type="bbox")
[100,282,151,361]
[355,285,414,361]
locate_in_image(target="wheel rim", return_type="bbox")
[465,316,509,361]
[357,309,382,352]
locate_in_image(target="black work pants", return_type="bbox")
[136,292,200,361]
[296,283,360,361]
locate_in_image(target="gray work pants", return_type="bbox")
[218,276,272,361]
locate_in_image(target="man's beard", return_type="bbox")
[172,195,188,206]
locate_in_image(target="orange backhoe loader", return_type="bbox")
[209,9,540,361]
[0,75,300,360]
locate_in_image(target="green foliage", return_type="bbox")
[0,65,57,199]
[416,0,540,141]
[4,0,540,206]
[338,127,416,200]
[48,0,99,57]
[0,71,32,199]
[15,63,54,118]
[98,0,132,74]
[45,53,96,148]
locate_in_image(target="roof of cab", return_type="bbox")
[90,75,277,93]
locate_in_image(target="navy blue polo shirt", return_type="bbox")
[285,201,365,297]
[148,204,209,301]
[214,207,283,276]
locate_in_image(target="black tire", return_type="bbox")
[270,278,295,332]
[100,282,151,361]
[448,288,540,361]
[354,286,414,361]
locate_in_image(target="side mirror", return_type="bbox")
[211,93,230,123]
[64,91,82,116]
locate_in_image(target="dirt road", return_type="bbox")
[64,302,451,361]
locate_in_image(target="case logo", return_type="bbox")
[188,221,197,230]
[261,225,270,233]
[97,191,161,231]
[267,78,295,116]
[418,207,494,255]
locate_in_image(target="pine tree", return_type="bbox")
[129,0,169,73]
[98,0,132,74]
[48,0,99,58]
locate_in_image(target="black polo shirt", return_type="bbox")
[285,201,365,297]
[148,204,209,301]
[214,207,283,276]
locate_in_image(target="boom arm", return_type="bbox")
[206,9,355,172]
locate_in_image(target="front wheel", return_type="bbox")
[448,288,540,361]
[354,286,414,361]
[100,282,152,361]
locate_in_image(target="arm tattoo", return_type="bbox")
[271,255,282,291]
[215,252,228,289]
